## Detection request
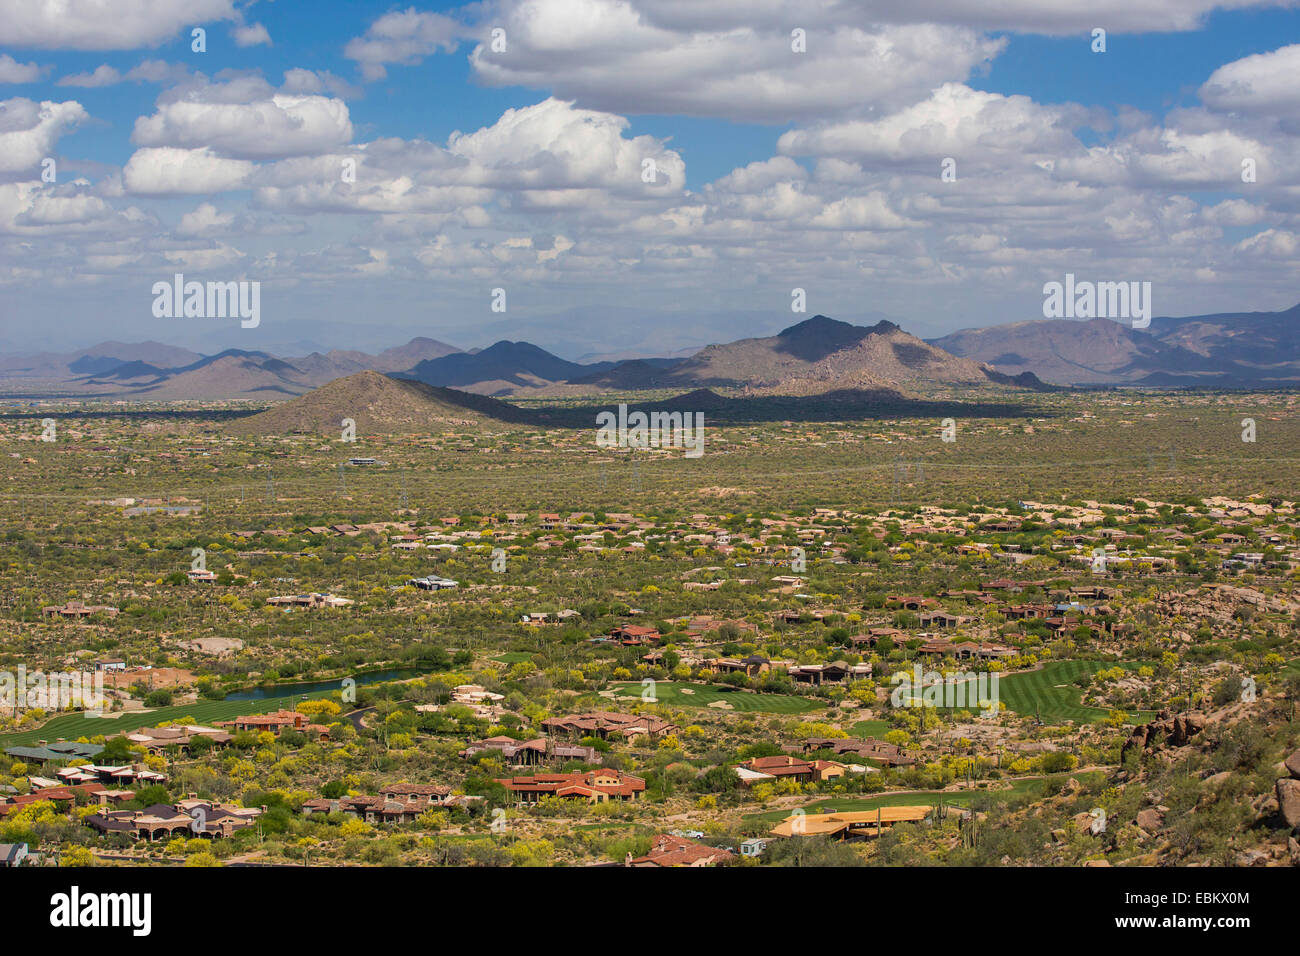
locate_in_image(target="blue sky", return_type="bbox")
[1,1,1298,357]
[43,5,1300,182]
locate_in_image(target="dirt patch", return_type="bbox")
[186,636,244,655]
[698,486,753,497]
[101,667,195,690]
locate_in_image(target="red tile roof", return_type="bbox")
[496,769,646,799]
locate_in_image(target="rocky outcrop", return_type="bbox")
[1278,778,1300,828]
[1285,748,1300,780]
[1276,748,1300,830]
[1136,808,1164,833]
[1073,811,1100,835]
[1121,710,1207,762]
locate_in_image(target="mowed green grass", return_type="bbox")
[744,771,1107,824]
[893,660,1155,725]
[609,681,825,714]
[0,690,343,748]
[846,719,890,738]
[492,652,534,664]
[995,660,1156,725]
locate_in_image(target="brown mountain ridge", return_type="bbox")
[226,370,544,437]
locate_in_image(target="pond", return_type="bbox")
[223,667,435,701]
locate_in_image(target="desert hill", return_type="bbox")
[226,370,543,436]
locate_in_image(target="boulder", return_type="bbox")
[1121,711,1207,761]
[1252,791,1278,816]
[1204,770,1233,788]
[1074,811,1105,835]
[1136,808,1163,832]
[1170,713,1206,745]
[1285,749,1300,780]
[1277,778,1300,828]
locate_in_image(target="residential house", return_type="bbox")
[801,737,917,767]
[918,611,969,629]
[0,843,28,867]
[408,575,459,591]
[1002,604,1053,621]
[379,783,452,806]
[737,755,819,784]
[267,593,354,609]
[770,806,930,839]
[703,655,770,677]
[917,639,956,657]
[681,616,758,637]
[889,595,938,612]
[300,790,482,823]
[786,661,870,685]
[122,725,233,753]
[497,769,646,804]
[627,833,734,867]
[853,627,904,648]
[85,797,264,841]
[459,736,601,766]
[4,741,104,764]
[952,641,1015,661]
[542,711,678,742]
[609,624,661,645]
[215,710,331,740]
[0,783,120,819]
[53,764,166,787]
[41,601,119,620]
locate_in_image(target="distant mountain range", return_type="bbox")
[0,337,459,400]
[2,302,1294,400]
[386,316,1034,398]
[663,316,1005,394]
[401,341,616,392]
[931,303,1300,386]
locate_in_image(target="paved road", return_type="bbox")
[344,706,375,732]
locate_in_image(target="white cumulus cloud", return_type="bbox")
[344,8,461,80]
[123,146,254,194]
[0,98,88,174]
[0,0,238,50]
[467,1,1004,123]
[0,54,43,84]
[133,92,353,160]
